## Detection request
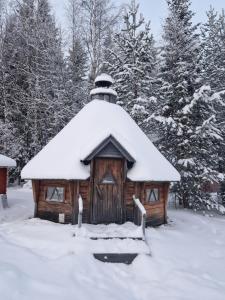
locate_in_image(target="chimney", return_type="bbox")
[90,73,117,103]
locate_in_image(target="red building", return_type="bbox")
[0,154,16,207]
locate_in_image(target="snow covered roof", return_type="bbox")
[21,100,180,182]
[90,87,117,97]
[95,73,114,84]
[0,154,16,168]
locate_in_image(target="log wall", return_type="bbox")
[36,180,75,223]
[124,181,170,226]
[32,179,170,227]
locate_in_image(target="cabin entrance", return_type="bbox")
[92,158,124,224]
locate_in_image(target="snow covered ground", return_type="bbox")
[0,187,225,300]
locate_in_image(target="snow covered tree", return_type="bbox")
[201,8,225,204]
[0,0,67,179]
[0,0,7,152]
[70,0,119,85]
[106,0,157,128]
[65,0,88,115]
[66,37,88,114]
[154,0,222,210]
[201,8,225,91]
[177,86,223,211]
[33,0,67,144]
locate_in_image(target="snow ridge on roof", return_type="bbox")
[0,154,16,167]
[21,100,180,182]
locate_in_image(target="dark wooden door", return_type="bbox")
[92,158,124,224]
[0,168,7,194]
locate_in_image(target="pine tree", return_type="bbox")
[106,0,157,129]
[201,8,225,91]
[65,0,88,116]
[0,0,67,179]
[201,8,225,204]
[1,0,36,179]
[154,0,222,210]
[0,0,6,152]
[33,0,67,146]
[177,86,222,211]
[66,38,88,115]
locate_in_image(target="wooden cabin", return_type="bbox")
[0,154,16,207]
[21,74,180,227]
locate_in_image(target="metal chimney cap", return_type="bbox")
[95,73,114,85]
[90,87,117,97]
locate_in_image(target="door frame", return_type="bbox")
[90,158,125,224]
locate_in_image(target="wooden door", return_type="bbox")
[92,158,124,224]
[0,168,7,194]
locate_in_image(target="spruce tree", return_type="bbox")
[201,8,225,90]
[66,37,88,115]
[201,8,225,204]
[65,0,88,117]
[0,0,67,179]
[106,0,157,129]
[154,0,222,210]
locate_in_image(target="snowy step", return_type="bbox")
[73,223,149,262]
[88,238,149,253]
[93,253,138,264]
[93,238,150,265]
[72,236,150,256]
[90,237,143,240]
[74,222,143,239]
[92,238,150,264]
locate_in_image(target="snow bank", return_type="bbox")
[0,188,33,222]
[0,154,16,167]
[1,188,225,300]
[21,100,180,182]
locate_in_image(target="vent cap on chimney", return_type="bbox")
[95,73,114,87]
[90,73,117,103]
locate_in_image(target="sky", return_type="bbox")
[49,0,225,38]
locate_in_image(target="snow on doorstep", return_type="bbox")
[21,100,180,181]
[0,154,16,167]
[90,87,117,96]
[95,73,114,84]
[74,222,143,239]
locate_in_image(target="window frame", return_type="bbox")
[145,187,160,204]
[45,186,65,203]
[100,170,117,185]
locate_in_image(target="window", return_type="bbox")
[146,188,160,203]
[46,187,65,203]
[101,171,116,184]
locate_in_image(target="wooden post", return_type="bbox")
[164,183,170,224]
[1,194,9,208]
[32,180,40,217]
